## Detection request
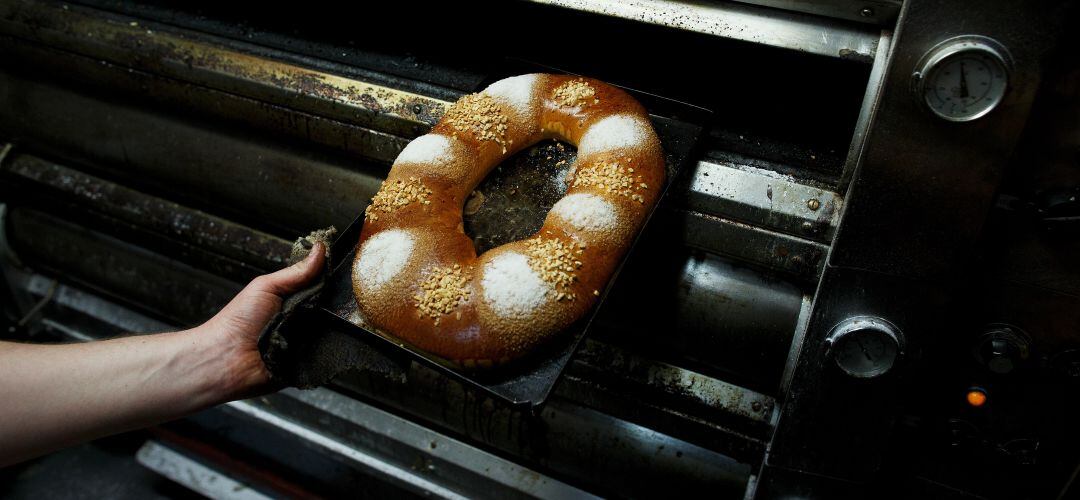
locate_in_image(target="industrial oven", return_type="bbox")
[1,0,1077,498]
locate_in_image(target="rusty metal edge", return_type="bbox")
[0,0,449,138]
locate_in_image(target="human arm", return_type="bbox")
[0,242,324,466]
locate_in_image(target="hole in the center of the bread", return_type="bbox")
[462,139,577,255]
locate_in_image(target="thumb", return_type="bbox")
[250,242,327,297]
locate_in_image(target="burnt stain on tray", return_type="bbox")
[463,140,577,254]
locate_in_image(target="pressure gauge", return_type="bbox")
[913,36,1012,122]
[825,316,904,379]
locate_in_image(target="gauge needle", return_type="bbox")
[959,62,970,98]
[855,338,873,361]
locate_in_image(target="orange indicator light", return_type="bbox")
[966,388,988,407]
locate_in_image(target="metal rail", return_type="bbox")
[525,0,881,61]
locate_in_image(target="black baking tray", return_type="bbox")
[266,83,706,411]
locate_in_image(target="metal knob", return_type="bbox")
[973,324,1030,374]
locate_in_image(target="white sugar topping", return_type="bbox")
[481,252,549,317]
[550,193,617,232]
[354,229,415,291]
[395,134,452,166]
[577,114,647,155]
[484,74,538,115]
[346,308,369,328]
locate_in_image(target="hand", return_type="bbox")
[0,242,327,466]
[195,242,326,399]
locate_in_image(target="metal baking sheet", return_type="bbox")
[281,84,705,410]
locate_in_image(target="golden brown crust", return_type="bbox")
[352,74,665,366]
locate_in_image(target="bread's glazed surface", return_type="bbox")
[352,74,664,367]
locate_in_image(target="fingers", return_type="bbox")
[248,242,327,297]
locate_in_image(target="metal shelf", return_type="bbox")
[525,0,882,61]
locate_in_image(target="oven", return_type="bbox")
[1,0,1076,497]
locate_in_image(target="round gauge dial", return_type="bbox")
[914,36,1011,122]
[825,316,904,379]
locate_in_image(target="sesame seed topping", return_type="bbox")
[552,79,598,108]
[414,265,471,325]
[365,176,433,221]
[443,93,512,153]
[526,237,583,302]
[572,161,648,203]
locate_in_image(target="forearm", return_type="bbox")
[0,328,248,466]
[0,242,322,467]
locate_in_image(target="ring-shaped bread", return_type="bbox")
[352,73,664,367]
